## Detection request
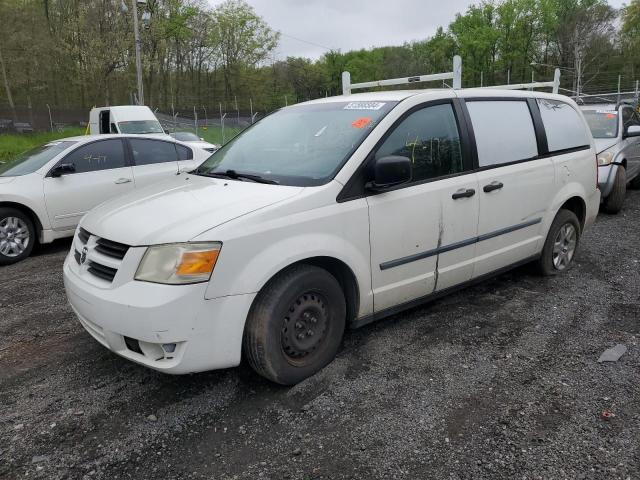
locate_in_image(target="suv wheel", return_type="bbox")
[243,264,346,385]
[602,166,626,214]
[0,207,36,265]
[537,209,581,276]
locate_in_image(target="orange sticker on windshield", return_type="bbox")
[351,117,371,129]
[606,114,616,119]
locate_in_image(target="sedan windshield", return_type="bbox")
[0,141,77,177]
[194,100,398,186]
[118,120,164,134]
[582,110,618,138]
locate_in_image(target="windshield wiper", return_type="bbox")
[200,169,278,185]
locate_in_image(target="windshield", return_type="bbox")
[0,141,77,177]
[194,101,398,186]
[582,110,618,139]
[171,132,201,142]
[118,120,164,134]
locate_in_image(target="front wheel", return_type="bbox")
[243,264,346,385]
[602,166,626,214]
[0,208,36,266]
[536,209,581,276]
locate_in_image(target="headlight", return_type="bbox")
[135,242,222,285]
[597,151,614,166]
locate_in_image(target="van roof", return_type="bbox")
[296,88,576,106]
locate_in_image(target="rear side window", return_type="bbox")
[129,139,178,166]
[466,100,538,167]
[61,140,126,173]
[375,103,464,182]
[176,144,193,160]
[537,99,590,152]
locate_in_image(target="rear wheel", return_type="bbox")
[243,264,346,385]
[536,209,580,276]
[0,207,35,266]
[602,166,626,214]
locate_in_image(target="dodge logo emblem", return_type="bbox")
[80,246,88,265]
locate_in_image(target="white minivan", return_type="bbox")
[64,89,600,385]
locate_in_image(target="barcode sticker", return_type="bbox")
[344,102,386,111]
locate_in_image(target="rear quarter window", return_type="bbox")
[537,99,591,152]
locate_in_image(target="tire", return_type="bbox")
[602,166,626,214]
[0,207,36,266]
[536,209,581,276]
[630,172,640,190]
[243,264,346,385]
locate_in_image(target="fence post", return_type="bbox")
[250,98,253,124]
[193,106,198,137]
[46,104,53,132]
[618,75,622,104]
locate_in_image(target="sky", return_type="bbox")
[208,0,628,60]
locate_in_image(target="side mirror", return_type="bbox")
[50,163,76,177]
[366,155,412,191]
[625,125,640,138]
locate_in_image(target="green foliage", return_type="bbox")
[0,128,86,163]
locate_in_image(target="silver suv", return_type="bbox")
[581,103,640,213]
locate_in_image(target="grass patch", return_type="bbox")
[198,126,244,145]
[0,128,86,163]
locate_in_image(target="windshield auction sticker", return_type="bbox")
[351,117,372,128]
[344,102,386,110]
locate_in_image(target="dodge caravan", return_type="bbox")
[64,89,600,385]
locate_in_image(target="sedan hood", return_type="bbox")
[82,174,303,246]
[594,138,618,154]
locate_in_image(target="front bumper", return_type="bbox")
[598,164,617,198]
[63,252,255,374]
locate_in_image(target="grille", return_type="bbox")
[87,261,118,282]
[95,237,129,260]
[78,227,90,244]
[74,228,130,284]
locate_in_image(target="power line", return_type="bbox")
[278,32,334,51]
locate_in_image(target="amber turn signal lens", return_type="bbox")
[176,250,219,276]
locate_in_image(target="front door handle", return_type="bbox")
[115,178,132,184]
[483,181,504,193]
[452,188,476,200]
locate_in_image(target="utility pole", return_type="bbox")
[132,0,144,105]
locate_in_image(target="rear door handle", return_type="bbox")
[483,181,504,193]
[115,178,132,184]
[452,188,476,200]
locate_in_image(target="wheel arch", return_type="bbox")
[0,201,44,240]
[249,256,360,328]
[558,196,586,231]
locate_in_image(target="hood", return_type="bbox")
[82,174,303,246]
[594,138,618,154]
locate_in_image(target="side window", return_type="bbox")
[537,99,590,152]
[622,107,639,129]
[176,144,193,160]
[466,100,538,167]
[129,139,179,166]
[61,140,126,173]
[375,103,463,182]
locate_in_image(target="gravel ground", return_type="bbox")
[1,192,639,480]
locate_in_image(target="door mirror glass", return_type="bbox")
[625,125,640,137]
[367,155,412,191]
[50,163,76,177]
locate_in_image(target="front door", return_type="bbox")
[43,139,134,231]
[367,102,479,311]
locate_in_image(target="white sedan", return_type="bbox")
[0,134,210,265]
[169,131,220,153]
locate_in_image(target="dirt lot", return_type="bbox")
[1,192,639,480]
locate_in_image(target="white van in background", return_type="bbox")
[89,106,165,136]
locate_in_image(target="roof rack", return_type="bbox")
[341,57,561,95]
